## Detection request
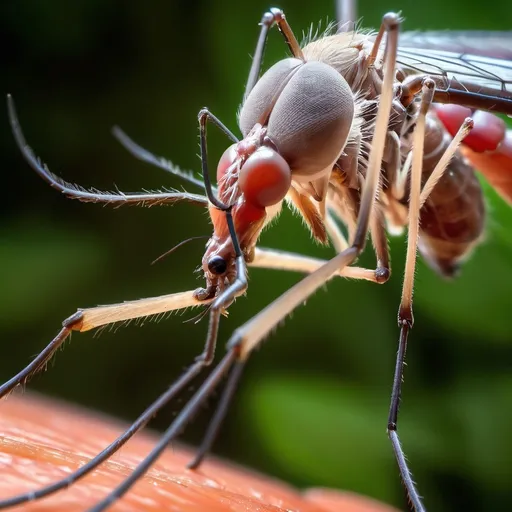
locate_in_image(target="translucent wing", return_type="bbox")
[399,31,512,60]
[394,31,512,114]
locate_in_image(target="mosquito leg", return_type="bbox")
[187,360,246,469]
[269,9,304,60]
[0,291,216,399]
[388,80,436,512]
[370,207,391,282]
[0,258,246,398]
[1,202,245,512]
[0,322,75,400]
[87,350,239,512]
[187,216,390,471]
[385,131,405,200]
[419,117,474,209]
[327,202,391,282]
[244,11,276,100]
[87,226,247,510]
[249,247,384,283]
[0,353,214,508]
[366,10,402,70]
[325,213,349,252]
[394,153,413,206]
[0,286,243,400]
[187,213,390,470]
[187,217,392,471]
[352,12,398,243]
[187,233,389,471]
[244,8,304,100]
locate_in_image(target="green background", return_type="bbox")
[1,1,511,510]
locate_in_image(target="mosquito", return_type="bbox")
[3,0,512,510]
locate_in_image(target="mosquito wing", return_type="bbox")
[394,31,512,113]
[399,31,512,60]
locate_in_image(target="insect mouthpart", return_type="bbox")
[208,132,292,262]
[197,132,292,304]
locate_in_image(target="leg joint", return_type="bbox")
[62,311,84,331]
[226,330,244,358]
[375,266,391,284]
[260,11,275,26]
[398,308,414,328]
[268,7,284,23]
[194,353,215,366]
[197,108,210,124]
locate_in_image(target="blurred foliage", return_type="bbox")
[1,1,511,511]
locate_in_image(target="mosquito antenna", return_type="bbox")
[151,235,209,265]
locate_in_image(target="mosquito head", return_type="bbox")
[197,56,356,301]
[197,124,291,300]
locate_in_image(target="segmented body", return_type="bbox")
[302,30,487,276]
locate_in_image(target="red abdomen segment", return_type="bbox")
[435,105,512,204]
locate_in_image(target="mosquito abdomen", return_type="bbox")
[418,118,486,277]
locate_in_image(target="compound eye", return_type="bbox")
[217,144,238,183]
[207,255,228,275]
[238,147,291,208]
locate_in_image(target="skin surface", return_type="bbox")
[0,394,400,511]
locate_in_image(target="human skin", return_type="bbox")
[0,394,400,512]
